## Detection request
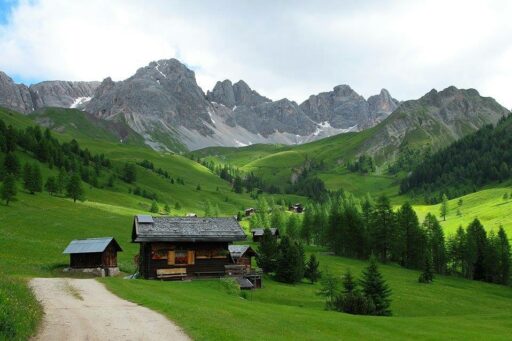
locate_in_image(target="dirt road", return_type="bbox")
[30,278,190,341]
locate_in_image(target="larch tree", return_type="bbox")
[1,174,17,205]
[440,194,449,221]
[360,256,392,316]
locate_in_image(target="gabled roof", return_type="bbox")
[132,216,247,242]
[63,237,122,254]
[251,228,279,237]
[228,245,257,260]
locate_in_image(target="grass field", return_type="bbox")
[2,107,512,340]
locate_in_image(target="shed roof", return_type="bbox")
[132,216,246,242]
[63,237,122,254]
[251,228,279,237]
[236,277,254,289]
[228,245,257,260]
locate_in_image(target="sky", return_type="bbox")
[0,0,511,108]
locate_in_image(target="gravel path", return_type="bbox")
[30,278,190,341]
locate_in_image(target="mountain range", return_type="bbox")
[0,58,508,155]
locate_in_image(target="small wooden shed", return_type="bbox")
[252,228,280,242]
[63,237,122,271]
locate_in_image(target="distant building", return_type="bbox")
[244,208,256,217]
[251,228,280,242]
[63,237,122,276]
[289,203,304,213]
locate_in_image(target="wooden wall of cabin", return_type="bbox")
[101,244,118,267]
[70,253,102,268]
[139,242,231,279]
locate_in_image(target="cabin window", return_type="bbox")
[151,244,169,260]
[211,248,228,259]
[175,250,188,264]
[196,249,210,259]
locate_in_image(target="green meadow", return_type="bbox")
[1,107,512,340]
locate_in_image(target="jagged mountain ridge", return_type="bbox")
[1,58,505,154]
[0,71,99,113]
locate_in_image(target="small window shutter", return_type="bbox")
[187,250,195,265]
[167,251,176,265]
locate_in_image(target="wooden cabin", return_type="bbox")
[289,203,304,213]
[228,245,261,288]
[229,245,257,267]
[63,237,122,276]
[252,228,280,242]
[132,215,247,280]
[244,208,256,217]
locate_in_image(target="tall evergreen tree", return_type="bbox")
[3,153,20,176]
[465,219,487,280]
[1,174,17,205]
[418,251,434,283]
[447,226,466,275]
[341,203,367,259]
[270,207,286,231]
[440,194,449,221]
[275,236,305,284]
[44,176,58,196]
[369,195,396,262]
[300,204,314,244]
[286,214,300,240]
[395,202,425,268]
[256,228,279,273]
[305,254,321,283]
[496,227,511,285]
[317,270,340,309]
[423,213,447,274]
[66,173,84,202]
[150,200,159,213]
[23,163,42,194]
[360,256,392,316]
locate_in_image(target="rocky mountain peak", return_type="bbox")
[368,88,399,115]
[206,79,270,108]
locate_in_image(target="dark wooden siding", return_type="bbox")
[139,242,231,279]
[70,253,102,268]
[69,242,119,269]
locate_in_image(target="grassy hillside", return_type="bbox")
[192,128,404,198]
[414,185,512,237]
[1,106,512,340]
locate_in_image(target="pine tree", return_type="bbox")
[232,175,243,193]
[256,228,278,273]
[396,202,426,269]
[317,270,340,309]
[423,213,446,274]
[56,168,67,194]
[1,174,17,205]
[465,219,487,280]
[286,214,300,240]
[304,254,321,283]
[360,256,392,316]
[300,204,314,244]
[369,195,396,262]
[447,226,466,275]
[270,207,286,230]
[45,176,58,196]
[4,153,20,176]
[31,164,42,193]
[163,203,170,214]
[440,194,449,221]
[121,163,137,183]
[275,236,305,284]
[418,251,434,283]
[23,163,42,194]
[496,227,510,285]
[150,200,159,213]
[66,173,84,203]
[341,269,357,294]
[196,184,201,191]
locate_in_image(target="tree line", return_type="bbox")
[400,114,512,202]
[250,194,510,286]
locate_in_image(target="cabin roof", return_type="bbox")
[63,237,122,254]
[228,245,256,259]
[132,216,247,242]
[251,228,279,236]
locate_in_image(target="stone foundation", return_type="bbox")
[63,267,120,277]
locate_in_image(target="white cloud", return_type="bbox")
[0,0,511,108]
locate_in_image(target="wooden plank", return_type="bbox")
[167,251,176,265]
